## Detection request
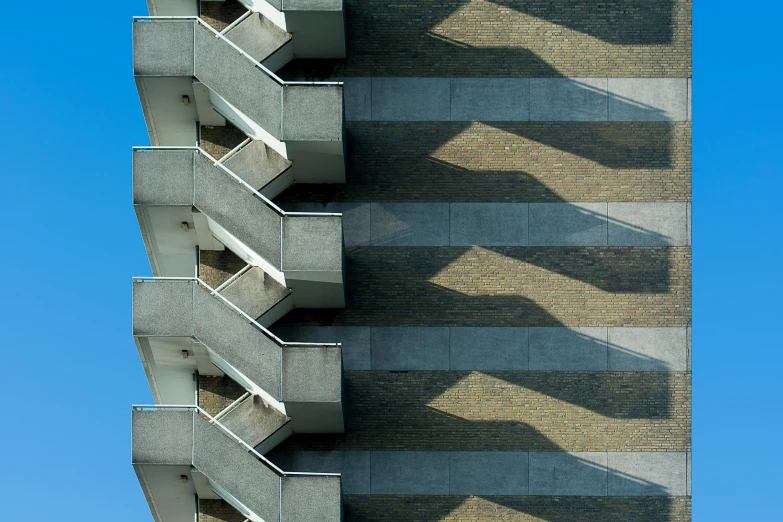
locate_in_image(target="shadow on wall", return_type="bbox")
[489,0,677,44]
[276,98,678,205]
[342,493,679,522]
[277,0,682,76]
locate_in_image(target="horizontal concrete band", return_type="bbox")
[269,451,691,497]
[343,78,692,122]
[269,326,691,371]
[279,202,692,248]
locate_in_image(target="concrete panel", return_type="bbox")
[529,203,607,246]
[283,85,344,142]
[195,154,282,269]
[371,78,450,122]
[223,139,291,192]
[281,476,341,522]
[371,203,449,246]
[193,414,281,522]
[341,78,372,121]
[687,78,692,122]
[530,78,608,121]
[132,409,193,465]
[450,203,528,246]
[194,25,283,139]
[607,327,688,371]
[193,286,283,399]
[282,346,342,403]
[607,79,688,122]
[291,451,371,494]
[529,452,608,496]
[371,327,450,370]
[133,149,193,206]
[282,216,343,273]
[608,202,687,246]
[450,79,530,122]
[132,280,193,337]
[133,20,195,76]
[687,202,692,246]
[450,327,528,370]
[607,452,687,496]
[449,452,529,495]
[687,451,692,495]
[529,327,608,371]
[370,451,450,494]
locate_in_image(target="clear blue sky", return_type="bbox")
[0,2,778,520]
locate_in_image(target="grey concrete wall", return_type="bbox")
[268,450,690,496]
[280,202,690,247]
[282,215,343,274]
[133,20,194,77]
[281,475,342,522]
[220,395,290,448]
[193,284,283,399]
[132,409,193,465]
[194,153,283,270]
[132,280,194,337]
[132,149,193,206]
[193,413,282,522]
[282,85,344,142]
[282,346,342,403]
[271,326,690,371]
[342,77,691,122]
[194,23,284,138]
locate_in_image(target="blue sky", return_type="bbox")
[0,1,779,520]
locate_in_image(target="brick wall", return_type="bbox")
[279,0,691,78]
[199,0,247,31]
[279,246,692,327]
[277,371,690,452]
[278,122,691,203]
[198,499,245,522]
[344,495,692,522]
[199,123,247,160]
[198,249,247,289]
[198,375,245,416]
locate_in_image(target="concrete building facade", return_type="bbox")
[131,0,691,520]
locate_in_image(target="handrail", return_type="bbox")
[132,146,342,219]
[131,276,341,350]
[218,10,253,36]
[132,16,343,88]
[133,404,340,478]
[213,264,253,294]
[213,391,252,421]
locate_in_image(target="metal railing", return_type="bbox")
[132,16,342,88]
[133,404,340,478]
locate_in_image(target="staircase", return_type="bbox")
[133,146,344,307]
[130,1,347,521]
[133,10,346,187]
[133,406,342,522]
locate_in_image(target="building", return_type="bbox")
[130,1,691,521]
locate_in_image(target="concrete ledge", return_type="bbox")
[270,326,690,371]
[269,450,690,496]
[340,78,691,122]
